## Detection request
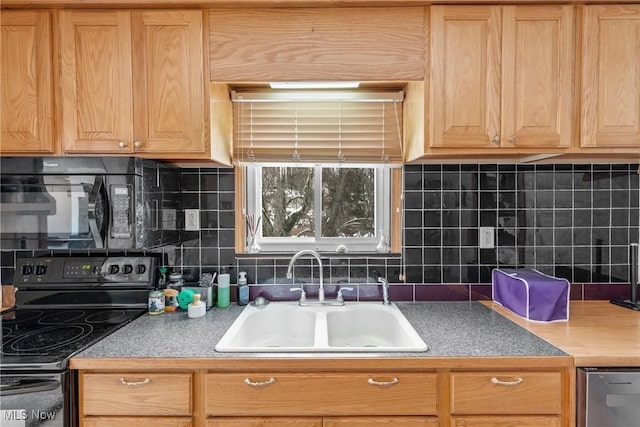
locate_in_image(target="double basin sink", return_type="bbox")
[215,302,428,353]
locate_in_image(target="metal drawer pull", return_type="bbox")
[491,376,524,386]
[244,377,276,387]
[119,377,151,386]
[368,377,399,386]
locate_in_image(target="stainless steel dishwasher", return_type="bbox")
[578,368,640,427]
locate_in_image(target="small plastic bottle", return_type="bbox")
[188,293,206,318]
[237,271,249,306]
[157,267,168,290]
[217,267,231,308]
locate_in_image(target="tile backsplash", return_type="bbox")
[2,163,639,302]
[403,164,639,285]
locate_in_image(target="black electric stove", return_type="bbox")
[1,307,145,371]
[0,256,156,427]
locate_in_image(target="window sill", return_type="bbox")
[236,251,401,259]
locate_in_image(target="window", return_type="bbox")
[244,164,392,252]
[231,88,405,254]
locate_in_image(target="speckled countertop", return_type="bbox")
[73,301,566,361]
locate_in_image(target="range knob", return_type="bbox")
[122,264,133,275]
[21,264,34,275]
[108,264,120,275]
[35,265,47,276]
[135,264,147,275]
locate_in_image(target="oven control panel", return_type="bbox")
[14,256,156,286]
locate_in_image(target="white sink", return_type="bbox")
[215,302,428,353]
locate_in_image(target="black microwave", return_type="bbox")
[0,157,181,250]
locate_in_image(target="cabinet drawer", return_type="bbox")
[83,417,192,427]
[325,416,439,427]
[451,415,560,427]
[451,372,561,415]
[82,373,192,416]
[207,418,321,427]
[206,372,437,416]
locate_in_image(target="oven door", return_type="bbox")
[0,175,107,250]
[0,371,73,427]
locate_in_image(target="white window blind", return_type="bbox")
[232,90,404,164]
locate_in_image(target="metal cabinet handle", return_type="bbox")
[490,376,524,386]
[119,377,151,386]
[368,377,399,386]
[244,377,276,387]
[134,140,141,148]
[491,135,501,144]
[508,135,517,143]
[118,141,127,148]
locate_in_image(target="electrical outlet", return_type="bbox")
[185,209,200,231]
[163,209,177,230]
[479,226,495,249]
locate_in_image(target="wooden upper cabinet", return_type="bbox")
[59,10,133,153]
[430,6,502,149]
[502,6,574,149]
[209,7,425,82]
[59,10,208,157]
[429,5,574,150]
[132,11,206,155]
[1,10,55,154]
[581,4,640,149]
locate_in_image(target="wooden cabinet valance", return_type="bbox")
[209,7,426,82]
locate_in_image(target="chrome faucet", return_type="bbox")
[378,277,391,305]
[287,250,325,303]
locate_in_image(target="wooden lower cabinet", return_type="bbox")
[208,418,321,427]
[325,417,438,427]
[449,370,564,427]
[78,365,570,427]
[451,416,560,427]
[79,372,193,427]
[83,418,192,427]
[207,417,436,427]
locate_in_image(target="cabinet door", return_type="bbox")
[501,5,574,148]
[131,10,206,155]
[208,418,321,427]
[581,5,640,148]
[1,10,55,154]
[59,10,134,153]
[431,6,501,148]
[325,417,438,427]
[451,415,560,427]
[84,418,192,427]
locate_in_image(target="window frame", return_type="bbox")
[243,163,392,253]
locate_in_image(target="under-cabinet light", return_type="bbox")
[269,81,361,89]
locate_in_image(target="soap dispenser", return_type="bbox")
[188,293,206,318]
[237,271,249,306]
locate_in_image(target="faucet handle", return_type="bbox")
[290,287,307,304]
[336,287,354,304]
[377,277,391,305]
